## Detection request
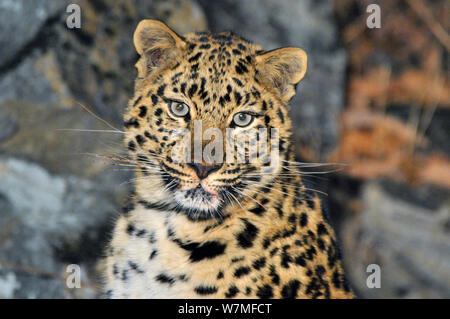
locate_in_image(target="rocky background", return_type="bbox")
[0,0,448,298]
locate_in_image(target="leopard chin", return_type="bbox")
[173,185,222,214]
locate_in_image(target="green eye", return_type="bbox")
[232,112,254,127]
[170,101,189,117]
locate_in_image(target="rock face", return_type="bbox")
[198,0,346,158]
[0,0,67,70]
[341,181,450,298]
[0,157,117,298]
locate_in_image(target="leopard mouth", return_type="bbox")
[174,185,222,213]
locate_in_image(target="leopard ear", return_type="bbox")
[255,47,307,103]
[133,20,186,77]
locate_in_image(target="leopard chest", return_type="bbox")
[106,209,257,298]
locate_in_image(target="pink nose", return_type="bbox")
[188,163,221,179]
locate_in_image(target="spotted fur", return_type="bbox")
[103,20,353,299]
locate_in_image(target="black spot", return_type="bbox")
[315,265,326,277]
[232,77,243,87]
[235,61,248,74]
[188,43,196,51]
[236,219,259,248]
[277,109,285,123]
[188,84,198,97]
[157,84,166,96]
[188,52,202,62]
[128,261,144,274]
[281,250,293,268]
[195,285,218,295]
[126,223,135,235]
[149,249,158,260]
[262,237,271,249]
[288,213,297,224]
[269,265,280,285]
[154,108,163,116]
[232,49,242,55]
[217,271,224,279]
[138,200,173,212]
[317,223,329,236]
[138,106,147,117]
[148,232,157,244]
[124,118,139,128]
[270,247,279,257]
[121,269,129,281]
[219,96,226,107]
[135,229,147,237]
[113,264,119,277]
[133,96,142,107]
[317,238,326,251]
[155,273,175,285]
[295,255,306,267]
[306,246,317,260]
[262,100,268,111]
[234,91,242,105]
[248,205,265,216]
[231,256,245,263]
[238,43,247,51]
[180,82,187,94]
[151,94,158,105]
[225,285,239,298]
[256,284,273,299]
[299,212,308,227]
[332,270,341,289]
[234,266,251,278]
[175,240,226,262]
[171,72,183,82]
[305,197,315,209]
[281,280,300,299]
[199,43,211,49]
[252,257,266,270]
[128,140,136,152]
[135,134,145,145]
[122,201,135,215]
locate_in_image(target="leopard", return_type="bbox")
[102,19,354,299]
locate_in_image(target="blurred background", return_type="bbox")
[0,0,448,298]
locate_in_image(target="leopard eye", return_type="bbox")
[232,112,254,127]
[169,101,189,117]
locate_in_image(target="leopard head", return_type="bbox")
[124,20,307,218]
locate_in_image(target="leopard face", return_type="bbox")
[124,20,307,218]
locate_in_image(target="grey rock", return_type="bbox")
[0,108,18,143]
[0,100,127,179]
[0,157,118,298]
[341,181,450,298]
[0,51,72,106]
[198,0,346,158]
[0,0,67,69]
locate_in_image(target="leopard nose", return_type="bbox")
[188,163,222,179]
